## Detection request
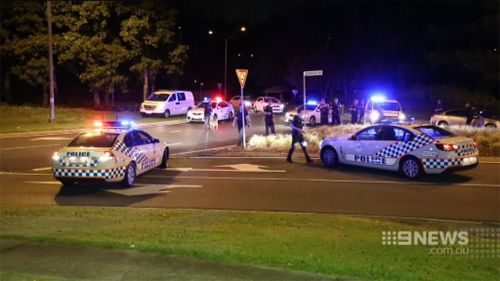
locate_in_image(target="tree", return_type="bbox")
[117,1,188,101]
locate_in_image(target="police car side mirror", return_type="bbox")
[152,138,160,143]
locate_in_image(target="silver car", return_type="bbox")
[430,109,498,128]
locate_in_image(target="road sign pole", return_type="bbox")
[235,69,249,148]
[241,86,246,148]
[303,72,306,116]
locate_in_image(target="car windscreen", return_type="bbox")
[147,93,170,101]
[374,102,401,111]
[415,126,455,140]
[68,132,119,147]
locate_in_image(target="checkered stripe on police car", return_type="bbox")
[376,134,434,158]
[456,143,476,157]
[113,141,148,163]
[54,167,126,179]
[422,158,462,169]
[59,158,99,167]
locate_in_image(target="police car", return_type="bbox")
[364,96,405,124]
[186,98,235,122]
[320,124,478,179]
[284,101,328,125]
[52,120,169,187]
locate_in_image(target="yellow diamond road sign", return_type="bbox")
[236,69,248,88]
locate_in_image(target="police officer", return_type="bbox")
[350,99,359,124]
[358,99,365,124]
[331,97,341,125]
[287,108,312,164]
[204,102,212,129]
[264,103,275,135]
[319,98,329,125]
[233,107,251,146]
[464,102,475,125]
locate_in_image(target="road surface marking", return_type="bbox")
[171,145,235,156]
[145,175,500,188]
[105,184,202,196]
[25,181,60,185]
[30,137,73,141]
[32,167,52,172]
[166,163,286,173]
[0,144,60,151]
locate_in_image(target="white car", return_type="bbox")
[229,95,253,110]
[253,96,285,114]
[430,109,499,128]
[140,90,194,118]
[320,124,478,179]
[284,103,329,125]
[186,99,235,122]
[364,97,405,124]
[52,121,169,187]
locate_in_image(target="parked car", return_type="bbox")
[140,90,194,118]
[253,96,285,114]
[229,95,253,110]
[430,109,499,128]
[284,102,327,125]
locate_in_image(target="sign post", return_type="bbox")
[235,69,249,148]
[302,70,323,121]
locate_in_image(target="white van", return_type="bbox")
[140,90,194,118]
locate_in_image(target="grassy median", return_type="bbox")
[0,206,497,281]
[0,105,177,133]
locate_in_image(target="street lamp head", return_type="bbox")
[208,30,214,35]
[240,26,246,32]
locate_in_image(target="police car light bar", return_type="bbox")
[306,100,317,105]
[92,120,136,129]
[370,95,386,102]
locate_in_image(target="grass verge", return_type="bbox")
[0,206,497,281]
[247,124,500,156]
[0,105,181,133]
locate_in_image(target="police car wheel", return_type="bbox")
[164,110,171,118]
[122,163,136,187]
[60,179,75,186]
[400,157,423,179]
[309,116,316,125]
[485,123,496,128]
[160,148,169,169]
[321,147,339,168]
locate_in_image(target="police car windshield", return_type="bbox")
[415,126,455,140]
[147,93,170,101]
[374,102,401,111]
[68,132,120,147]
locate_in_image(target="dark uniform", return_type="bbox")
[350,103,358,124]
[264,104,275,135]
[357,100,365,124]
[204,103,212,128]
[287,113,312,163]
[331,101,341,125]
[465,104,475,125]
[235,109,249,146]
[320,102,329,125]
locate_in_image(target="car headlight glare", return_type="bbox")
[52,151,60,161]
[370,111,380,122]
[398,113,406,120]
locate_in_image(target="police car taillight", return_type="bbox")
[436,143,458,151]
[99,151,115,162]
[93,120,104,128]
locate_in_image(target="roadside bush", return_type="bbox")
[247,124,500,156]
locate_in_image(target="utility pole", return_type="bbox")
[47,1,56,122]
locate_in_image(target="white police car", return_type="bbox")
[186,98,235,122]
[52,120,169,187]
[364,96,405,124]
[284,101,329,125]
[320,124,478,179]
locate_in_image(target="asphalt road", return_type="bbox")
[1,114,499,222]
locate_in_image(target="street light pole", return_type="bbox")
[224,39,228,100]
[47,0,55,123]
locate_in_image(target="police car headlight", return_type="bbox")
[52,151,60,161]
[99,151,115,162]
[280,104,285,109]
[370,111,380,122]
[398,113,406,120]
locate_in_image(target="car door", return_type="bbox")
[134,130,157,173]
[176,92,187,114]
[445,110,466,125]
[341,126,385,167]
[167,93,179,115]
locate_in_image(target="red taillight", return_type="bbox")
[436,143,459,151]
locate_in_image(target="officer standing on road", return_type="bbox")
[358,99,365,124]
[264,103,275,136]
[331,97,341,125]
[204,102,212,129]
[350,99,359,124]
[319,98,329,125]
[434,99,444,114]
[464,102,475,125]
[233,107,251,146]
[287,108,312,164]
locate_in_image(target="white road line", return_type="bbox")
[25,181,60,185]
[30,137,73,141]
[0,144,60,151]
[144,175,500,188]
[105,184,202,196]
[32,167,52,172]
[166,143,182,146]
[171,145,235,156]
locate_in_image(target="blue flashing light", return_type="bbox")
[119,120,136,128]
[306,100,317,105]
[202,97,210,102]
[370,95,386,102]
